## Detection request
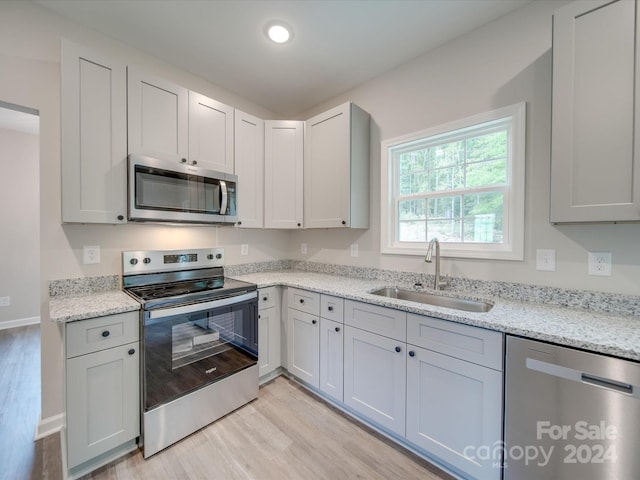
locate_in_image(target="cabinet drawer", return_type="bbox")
[258,287,278,310]
[320,294,344,322]
[66,311,139,358]
[407,313,503,370]
[287,288,320,316]
[344,300,406,341]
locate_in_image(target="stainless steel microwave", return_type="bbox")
[128,154,237,224]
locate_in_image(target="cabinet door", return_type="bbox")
[406,346,502,480]
[343,326,406,436]
[258,306,281,379]
[551,0,640,222]
[66,342,140,469]
[304,102,370,228]
[235,110,265,228]
[127,67,188,163]
[61,40,127,224]
[264,120,304,228]
[188,91,234,173]
[286,308,319,387]
[319,318,343,402]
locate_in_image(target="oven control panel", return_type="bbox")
[122,248,224,274]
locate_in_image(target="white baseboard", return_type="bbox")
[0,316,40,330]
[35,412,64,440]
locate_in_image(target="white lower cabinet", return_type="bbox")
[65,312,140,470]
[319,317,343,402]
[406,346,503,480]
[343,325,406,436]
[258,287,281,381]
[287,307,320,388]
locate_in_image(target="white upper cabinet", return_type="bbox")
[304,102,370,228]
[264,120,304,229]
[127,67,188,163]
[61,40,127,224]
[551,0,640,222]
[234,110,265,228]
[128,68,234,172]
[188,91,234,173]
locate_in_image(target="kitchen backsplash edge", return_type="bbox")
[48,262,640,317]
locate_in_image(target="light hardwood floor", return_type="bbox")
[0,325,62,480]
[86,376,454,480]
[2,326,453,479]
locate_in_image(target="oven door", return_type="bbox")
[142,290,257,411]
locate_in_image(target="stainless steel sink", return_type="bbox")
[370,287,493,313]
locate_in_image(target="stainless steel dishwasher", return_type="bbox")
[504,335,640,480]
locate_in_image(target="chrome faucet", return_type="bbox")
[424,238,447,290]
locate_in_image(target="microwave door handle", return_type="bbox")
[219,180,228,214]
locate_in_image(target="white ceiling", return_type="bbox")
[36,0,532,117]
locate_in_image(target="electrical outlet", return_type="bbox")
[241,244,249,256]
[0,296,10,307]
[301,243,307,254]
[350,243,358,257]
[588,252,612,276]
[83,245,101,265]
[536,249,556,272]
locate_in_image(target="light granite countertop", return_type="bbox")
[231,270,640,362]
[47,268,640,362]
[49,290,140,323]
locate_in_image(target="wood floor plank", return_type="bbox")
[84,376,454,480]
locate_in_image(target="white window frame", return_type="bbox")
[380,102,526,260]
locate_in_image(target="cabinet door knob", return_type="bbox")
[128,348,135,355]
[237,221,242,225]
[395,346,401,353]
[192,160,198,165]
[299,299,304,304]
[312,319,317,325]
[101,330,110,338]
[263,296,268,301]
[328,306,334,312]
[335,327,340,332]
[341,220,346,225]
[409,350,415,357]
[181,158,187,163]
[117,215,124,221]
[297,223,301,227]
[258,314,261,319]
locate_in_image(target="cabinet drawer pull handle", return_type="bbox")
[395,346,401,353]
[409,350,415,357]
[128,348,135,355]
[328,306,334,312]
[312,319,317,325]
[101,330,110,338]
[335,327,340,332]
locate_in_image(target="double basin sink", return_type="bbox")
[370,287,493,313]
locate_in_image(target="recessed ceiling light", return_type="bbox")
[266,22,292,44]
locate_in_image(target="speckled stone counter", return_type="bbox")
[230,269,640,362]
[49,275,140,323]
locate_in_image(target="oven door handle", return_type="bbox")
[147,291,256,320]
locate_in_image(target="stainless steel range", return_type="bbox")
[122,248,258,458]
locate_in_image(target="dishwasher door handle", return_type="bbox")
[526,357,638,397]
[581,373,634,394]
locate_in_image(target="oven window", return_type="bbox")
[144,298,257,410]
[135,165,220,214]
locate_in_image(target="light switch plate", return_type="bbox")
[536,249,556,272]
[350,243,358,257]
[301,243,307,254]
[241,244,249,256]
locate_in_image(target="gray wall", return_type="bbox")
[291,0,640,296]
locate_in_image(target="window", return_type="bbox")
[381,103,525,260]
